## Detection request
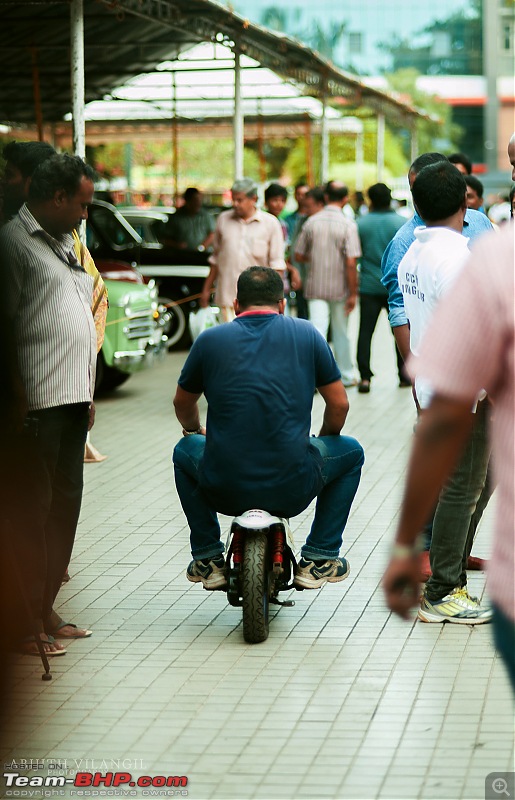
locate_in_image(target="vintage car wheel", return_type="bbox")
[161,298,188,350]
[95,351,131,394]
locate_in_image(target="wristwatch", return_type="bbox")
[182,427,203,436]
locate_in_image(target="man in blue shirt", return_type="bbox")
[173,267,364,590]
[381,152,493,364]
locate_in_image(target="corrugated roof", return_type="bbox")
[0,0,428,127]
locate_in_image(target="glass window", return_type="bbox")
[503,23,512,49]
[348,32,363,54]
[89,206,138,250]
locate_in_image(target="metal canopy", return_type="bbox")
[0,0,426,129]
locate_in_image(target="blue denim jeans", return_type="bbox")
[173,434,364,561]
[492,604,515,691]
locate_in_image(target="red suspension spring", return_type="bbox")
[232,529,244,564]
[271,524,285,566]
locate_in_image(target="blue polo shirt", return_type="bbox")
[381,208,493,327]
[178,312,341,517]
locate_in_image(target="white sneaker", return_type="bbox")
[418,587,492,625]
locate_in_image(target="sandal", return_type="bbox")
[19,634,67,657]
[50,622,93,639]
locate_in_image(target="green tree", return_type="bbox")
[282,116,409,189]
[385,69,463,156]
[309,21,347,61]
[259,6,346,63]
[379,1,482,76]
[93,138,261,192]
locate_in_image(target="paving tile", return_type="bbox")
[2,323,512,800]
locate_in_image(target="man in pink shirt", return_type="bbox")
[383,224,514,686]
[200,178,285,321]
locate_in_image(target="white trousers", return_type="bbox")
[308,299,355,384]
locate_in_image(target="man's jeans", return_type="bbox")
[308,299,354,384]
[426,399,491,602]
[173,435,364,561]
[492,604,515,691]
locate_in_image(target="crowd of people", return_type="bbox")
[0,135,514,694]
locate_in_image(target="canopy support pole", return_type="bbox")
[320,91,329,184]
[376,112,385,181]
[233,45,244,180]
[70,0,85,158]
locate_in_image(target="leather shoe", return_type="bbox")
[467,555,487,571]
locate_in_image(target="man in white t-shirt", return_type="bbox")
[398,161,492,624]
[398,203,470,410]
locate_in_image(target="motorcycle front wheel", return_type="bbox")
[242,532,270,644]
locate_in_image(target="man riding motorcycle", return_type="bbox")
[173,266,364,590]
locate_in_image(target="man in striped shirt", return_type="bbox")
[295,181,361,386]
[0,154,96,656]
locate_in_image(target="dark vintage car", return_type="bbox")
[88,201,211,349]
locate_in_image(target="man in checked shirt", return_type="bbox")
[295,180,361,387]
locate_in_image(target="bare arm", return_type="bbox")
[382,395,475,618]
[393,323,411,364]
[201,231,215,250]
[173,385,205,434]
[344,256,358,314]
[200,264,218,308]
[317,380,349,436]
[286,263,302,290]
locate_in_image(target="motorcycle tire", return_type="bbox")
[242,532,270,644]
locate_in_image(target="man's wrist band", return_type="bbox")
[182,427,203,436]
[390,542,418,559]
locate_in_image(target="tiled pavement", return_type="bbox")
[1,313,513,800]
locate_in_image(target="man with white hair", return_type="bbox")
[200,178,285,321]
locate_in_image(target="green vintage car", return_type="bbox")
[86,200,169,392]
[95,262,168,391]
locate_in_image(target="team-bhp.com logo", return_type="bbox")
[3,772,188,795]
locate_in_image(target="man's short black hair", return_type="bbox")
[305,187,325,205]
[465,175,484,198]
[324,181,349,203]
[29,154,96,203]
[3,140,56,178]
[411,161,467,223]
[183,187,200,201]
[264,183,288,202]
[449,152,473,175]
[409,152,448,178]
[237,266,284,309]
[367,183,391,210]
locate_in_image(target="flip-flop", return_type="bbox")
[51,622,93,639]
[19,635,67,657]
